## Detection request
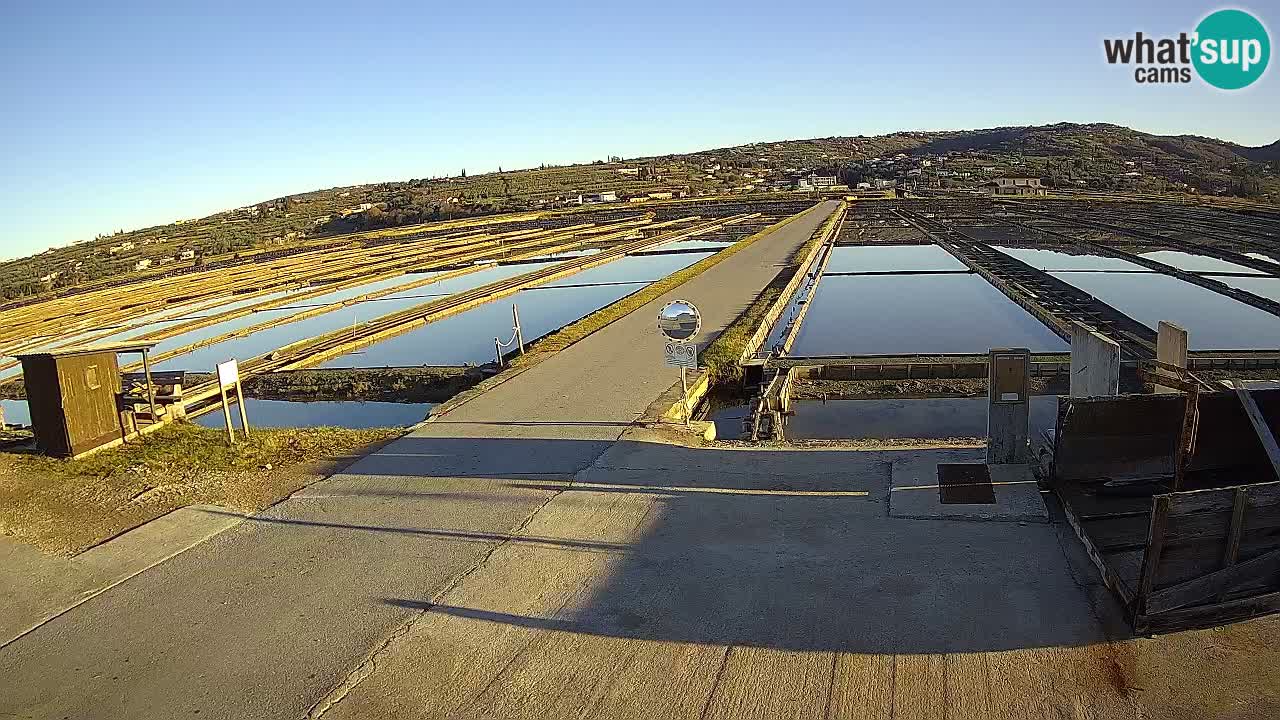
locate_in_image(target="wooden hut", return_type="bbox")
[13,342,158,458]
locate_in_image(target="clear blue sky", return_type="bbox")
[3,0,1276,258]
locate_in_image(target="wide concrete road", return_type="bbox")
[0,201,840,719]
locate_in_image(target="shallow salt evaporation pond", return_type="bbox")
[787,244,1066,356]
[789,273,1067,356]
[991,246,1148,273]
[1050,271,1280,350]
[320,250,714,368]
[824,244,967,274]
[149,265,555,372]
[1,398,30,426]
[1139,250,1266,276]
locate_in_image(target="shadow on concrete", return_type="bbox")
[293,433,1126,654]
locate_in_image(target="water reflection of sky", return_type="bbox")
[320,252,713,368]
[825,245,966,274]
[1051,271,1280,350]
[992,246,1147,273]
[1140,250,1266,276]
[791,274,1067,356]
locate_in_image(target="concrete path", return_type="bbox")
[0,505,244,646]
[317,439,1131,720]
[0,201,840,719]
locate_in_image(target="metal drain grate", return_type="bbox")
[938,463,996,504]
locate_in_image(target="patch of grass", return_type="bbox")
[41,423,396,476]
[700,284,783,384]
[0,422,400,554]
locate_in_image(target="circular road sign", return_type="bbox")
[657,300,701,341]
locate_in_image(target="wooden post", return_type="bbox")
[1070,323,1119,397]
[140,348,159,422]
[1135,495,1172,624]
[680,365,689,426]
[1173,385,1200,491]
[1156,322,1189,394]
[219,384,236,444]
[494,337,504,367]
[234,379,251,438]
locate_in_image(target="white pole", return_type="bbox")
[219,385,236,445]
[513,304,525,355]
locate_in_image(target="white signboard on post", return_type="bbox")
[664,341,698,368]
[216,359,239,389]
[214,359,250,444]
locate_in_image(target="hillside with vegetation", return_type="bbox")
[3,122,1276,304]
[687,123,1279,198]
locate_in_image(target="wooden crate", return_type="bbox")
[1051,390,1280,633]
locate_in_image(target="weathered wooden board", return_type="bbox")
[1053,391,1277,484]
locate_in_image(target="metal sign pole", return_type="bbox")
[680,365,689,426]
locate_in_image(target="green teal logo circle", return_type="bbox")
[1193,9,1270,89]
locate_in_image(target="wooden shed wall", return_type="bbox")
[54,353,122,456]
[21,356,69,457]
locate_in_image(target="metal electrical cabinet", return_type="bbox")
[15,345,129,458]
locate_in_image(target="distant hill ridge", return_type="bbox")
[689,122,1280,167]
[4,122,1276,303]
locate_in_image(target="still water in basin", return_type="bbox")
[1204,275,1280,304]
[1139,250,1266,275]
[320,252,714,368]
[789,274,1067,356]
[1051,271,1280,349]
[992,246,1148,272]
[1,398,30,426]
[825,245,966,274]
[151,265,532,372]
